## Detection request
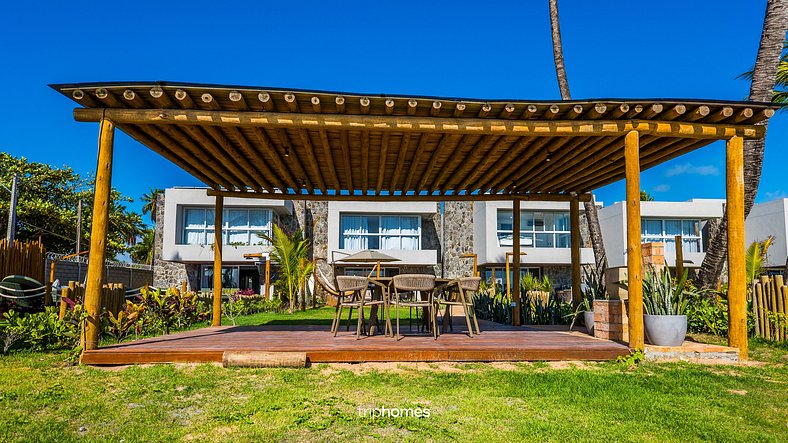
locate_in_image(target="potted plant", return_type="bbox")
[637,266,704,346]
[570,267,605,334]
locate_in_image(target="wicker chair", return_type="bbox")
[435,277,482,337]
[334,276,390,339]
[391,274,437,340]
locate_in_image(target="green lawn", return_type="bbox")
[2,311,787,443]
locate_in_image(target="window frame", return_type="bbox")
[640,217,703,253]
[180,207,273,246]
[339,213,422,251]
[496,209,572,248]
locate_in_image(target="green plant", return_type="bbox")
[746,236,774,287]
[103,302,143,343]
[685,292,729,336]
[1,306,86,352]
[623,267,706,316]
[263,225,312,313]
[569,266,607,329]
[616,348,644,366]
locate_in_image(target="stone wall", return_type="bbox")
[543,265,572,289]
[442,201,474,278]
[153,193,197,289]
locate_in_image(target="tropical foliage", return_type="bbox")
[474,277,571,326]
[626,267,708,316]
[129,228,155,265]
[0,153,143,257]
[263,225,313,313]
[640,190,655,201]
[140,188,163,223]
[746,236,775,285]
[740,40,788,108]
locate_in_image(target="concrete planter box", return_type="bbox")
[644,314,687,346]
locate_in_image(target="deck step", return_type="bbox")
[222,351,308,368]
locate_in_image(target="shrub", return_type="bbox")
[140,288,208,335]
[1,306,87,352]
[474,279,570,326]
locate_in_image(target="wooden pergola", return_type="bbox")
[52,82,775,360]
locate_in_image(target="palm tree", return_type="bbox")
[746,236,775,287]
[141,188,163,223]
[740,40,788,107]
[698,0,788,289]
[548,0,608,280]
[264,225,312,314]
[640,190,655,202]
[129,228,155,265]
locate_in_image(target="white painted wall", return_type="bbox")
[161,187,293,263]
[327,201,438,265]
[746,198,788,268]
[473,201,594,266]
[599,199,725,268]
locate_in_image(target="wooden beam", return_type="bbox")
[389,133,412,192]
[625,130,644,350]
[73,108,766,139]
[317,129,341,189]
[376,132,390,193]
[404,133,431,192]
[456,136,514,191]
[428,134,477,193]
[512,198,521,327]
[339,130,353,190]
[213,195,223,327]
[727,135,747,360]
[417,133,454,190]
[675,235,684,277]
[361,131,370,194]
[82,118,114,351]
[446,134,500,190]
[250,127,301,191]
[570,197,582,307]
[206,188,592,202]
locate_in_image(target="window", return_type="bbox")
[641,218,702,253]
[200,265,240,290]
[340,214,421,250]
[181,207,272,246]
[496,210,571,248]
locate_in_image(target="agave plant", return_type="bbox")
[569,266,606,329]
[641,266,705,316]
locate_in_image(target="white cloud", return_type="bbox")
[653,184,671,192]
[759,190,788,202]
[665,163,720,178]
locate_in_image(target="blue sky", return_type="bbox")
[1,0,785,221]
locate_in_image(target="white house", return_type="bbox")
[327,201,440,276]
[746,198,788,270]
[158,187,294,291]
[599,199,725,269]
[473,201,595,287]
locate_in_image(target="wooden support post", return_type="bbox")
[212,195,224,326]
[726,135,747,360]
[512,199,521,326]
[625,130,644,350]
[46,260,56,306]
[570,197,582,306]
[265,257,271,300]
[181,280,187,294]
[82,118,115,351]
[675,235,684,277]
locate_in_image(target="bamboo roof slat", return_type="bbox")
[52,82,775,200]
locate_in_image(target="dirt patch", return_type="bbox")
[727,389,748,396]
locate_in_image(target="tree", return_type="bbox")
[0,153,143,257]
[745,236,774,286]
[741,40,788,107]
[548,0,609,280]
[141,188,163,223]
[264,225,312,314]
[640,190,655,201]
[129,228,155,265]
[698,0,788,288]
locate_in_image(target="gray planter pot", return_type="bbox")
[583,311,594,335]
[644,314,687,346]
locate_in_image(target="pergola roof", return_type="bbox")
[51,81,776,201]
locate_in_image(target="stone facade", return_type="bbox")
[443,201,474,278]
[153,193,200,290]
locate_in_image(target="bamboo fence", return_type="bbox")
[752,275,788,342]
[58,281,126,319]
[0,239,45,283]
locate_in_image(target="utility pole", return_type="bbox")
[6,174,19,242]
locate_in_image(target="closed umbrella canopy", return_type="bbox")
[337,250,400,263]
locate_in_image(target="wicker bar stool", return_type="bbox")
[391,274,437,340]
[334,276,389,339]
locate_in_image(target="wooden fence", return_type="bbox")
[0,239,45,283]
[752,275,788,341]
[58,282,126,319]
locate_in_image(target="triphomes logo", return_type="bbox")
[358,406,431,419]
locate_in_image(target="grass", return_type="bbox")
[2,310,787,442]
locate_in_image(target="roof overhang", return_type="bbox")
[51,81,776,202]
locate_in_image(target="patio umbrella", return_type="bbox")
[337,250,400,279]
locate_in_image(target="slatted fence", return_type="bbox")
[58,281,126,319]
[752,275,788,341]
[0,239,45,283]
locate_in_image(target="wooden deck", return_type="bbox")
[81,322,631,365]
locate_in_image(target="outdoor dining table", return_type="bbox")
[364,276,451,336]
